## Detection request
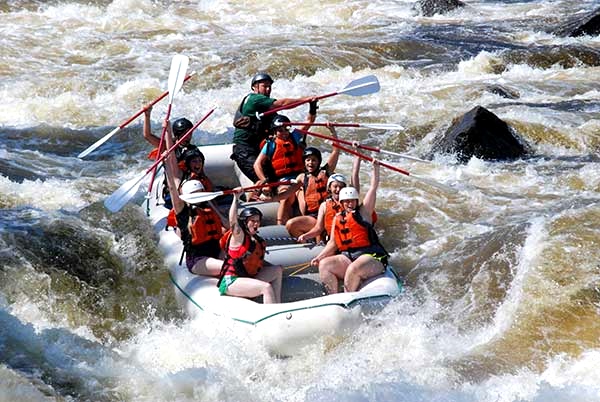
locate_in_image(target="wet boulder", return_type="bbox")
[430,106,532,163]
[554,7,600,37]
[485,84,520,100]
[413,0,465,17]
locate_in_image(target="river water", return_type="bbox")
[1,0,600,401]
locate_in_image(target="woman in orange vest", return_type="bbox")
[310,161,388,294]
[285,125,340,238]
[163,120,227,277]
[217,189,283,304]
[296,172,347,244]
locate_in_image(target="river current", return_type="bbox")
[1,1,600,401]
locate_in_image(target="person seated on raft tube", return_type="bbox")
[217,189,283,304]
[231,71,317,183]
[143,104,198,209]
[162,121,228,277]
[253,111,317,224]
[297,155,377,244]
[310,160,389,294]
[285,125,340,239]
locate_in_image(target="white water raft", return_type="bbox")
[146,143,402,355]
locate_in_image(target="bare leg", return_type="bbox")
[343,255,385,292]
[318,254,351,294]
[277,185,296,225]
[191,257,223,276]
[286,215,317,238]
[256,265,282,303]
[226,277,276,303]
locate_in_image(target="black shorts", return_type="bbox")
[342,245,388,266]
[185,239,221,273]
[231,144,259,182]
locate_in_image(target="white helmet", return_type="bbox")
[326,173,347,189]
[339,186,359,201]
[180,180,204,195]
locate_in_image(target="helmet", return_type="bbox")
[270,114,290,130]
[302,147,322,164]
[239,207,263,222]
[180,180,205,195]
[183,147,205,164]
[251,72,274,87]
[172,118,193,138]
[326,173,347,189]
[339,186,359,201]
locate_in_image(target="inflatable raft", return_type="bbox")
[145,143,402,355]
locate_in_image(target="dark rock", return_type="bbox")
[554,7,600,37]
[485,85,520,100]
[501,45,600,69]
[430,106,532,163]
[414,0,465,17]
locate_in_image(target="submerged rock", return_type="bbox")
[429,106,532,163]
[413,0,465,17]
[485,85,520,100]
[554,7,600,37]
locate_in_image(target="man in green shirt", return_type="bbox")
[231,72,316,182]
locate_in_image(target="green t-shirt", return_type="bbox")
[232,93,276,149]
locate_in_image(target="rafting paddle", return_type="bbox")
[77,72,196,159]
[284,121,404,131]
[258,75,381,118]
[179,181,295,204]
[146,54,189,197]
[103,107,215,213]
[332,142,455,192]
[297,128,430,164]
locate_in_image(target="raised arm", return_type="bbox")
[361,160,380,217]
[142,105,160,148]
[350,154,361,189]
[324,126,340,174]
[228,189,244,248]
[163,121,185,214]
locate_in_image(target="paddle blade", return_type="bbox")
[167,54,189,103]
[179,191,224,204]
[103,172,149,213]
[339,75,380,97]
[361,123,404,130]
[410,174,456,193]
[78,127,120,159]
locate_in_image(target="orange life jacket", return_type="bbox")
[324,198,343,233]
[302,170,329,215]
[269,136,304,178]
[188,206,222,245]
[323,197,378,232]
[176,204,222,252]
[219,232,266,278]
[333,209,374,252]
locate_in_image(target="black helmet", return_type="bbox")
[172,118,193,138]
[270,114,291,130]
[302,146,322,164]
[239,207,263,221]
[251,72,274,88]
[182,147,205,167]
[238,207,263,231]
